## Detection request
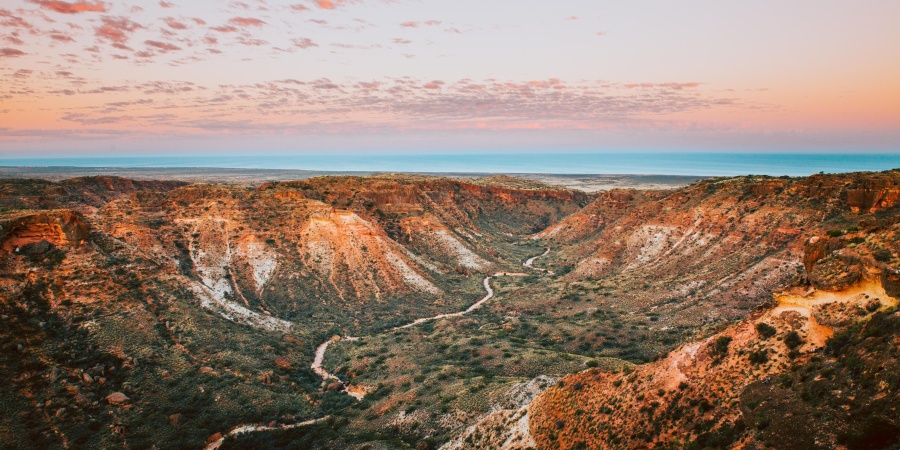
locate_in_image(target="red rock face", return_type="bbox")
[0,210,90,252]
[846,188,900,213]
[803,236,844,273]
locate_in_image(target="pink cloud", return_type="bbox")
[159,1,174,7]
[95,16,142,44]
[0,47,26,57]
[145,39,181,52]
[192,17,206,25]
[29,0,106,14]
[625,82,700,90]
[163,17,188,29]
[210,25,239,33]
[229,17,265,27]
[0,9,33,30]
[237,37,267,46]
[1,76,738,139]
[49,31,75,42]
[401,20,441,28]
[290,4,309,11]
[392,38,412,44]
[292,37,317,49]
[315,0,346,10]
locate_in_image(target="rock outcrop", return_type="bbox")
[0,210,90,252]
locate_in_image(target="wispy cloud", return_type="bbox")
[144,39,180,52]
[315,0,340,10]
[292,37,318,48]
[0,47,26,57]
[625,82,700,90]
[9,75,738,138]
[163,17,188,30]
[228,17,265,27]
[29,0,106,14]
[95,16,142,45]
[400,20,441,28]
[210,24,239,33]
[0,9,34,30]
[48,31,75,42]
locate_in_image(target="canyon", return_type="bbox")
[0,171,898,449]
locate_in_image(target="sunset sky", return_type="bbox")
[1,0,899,156]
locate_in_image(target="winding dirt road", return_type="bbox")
[311,247,553,399]
[393,272,527,330]
[523,247,554,274]
[310,336,365,399]
[204,417,330,450]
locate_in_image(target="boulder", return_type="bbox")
[882,270,900,299]
[106,392,129,405]
[809,256,861,291]
[20,240,52,255]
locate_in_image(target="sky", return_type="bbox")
[1,0,899,156]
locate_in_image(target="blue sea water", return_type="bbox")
[1,153,899,177]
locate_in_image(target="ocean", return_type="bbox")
[1,153,899,177]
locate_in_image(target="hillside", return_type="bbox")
[527,225,900,449]
[0,171,898,449]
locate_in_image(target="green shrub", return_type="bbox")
[748,349,768,365]
[873,250,892,262]
[755,323,776,339]
[710,336,732,358]
[784,331,804,349]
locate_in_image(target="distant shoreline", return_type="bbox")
[0,166,707,192]
[1,152,898,178]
